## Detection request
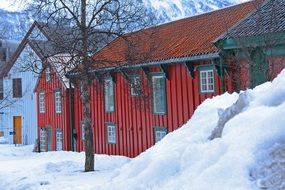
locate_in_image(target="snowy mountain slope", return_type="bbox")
[143,0,250,22]
[0,9,31,41]
[0,0,248,40]
[1,70,285,190]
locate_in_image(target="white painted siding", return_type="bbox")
[0,44,41,145]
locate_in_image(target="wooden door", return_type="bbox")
[13,116,22,144]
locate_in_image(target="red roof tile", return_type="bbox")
[93,1,258,69]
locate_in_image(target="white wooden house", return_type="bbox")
[0,21,55,145]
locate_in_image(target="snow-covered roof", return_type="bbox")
[47,54,75,89]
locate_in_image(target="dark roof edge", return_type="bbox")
[213,0,269,44]
[0,21,46,77]
[68,52,219,78]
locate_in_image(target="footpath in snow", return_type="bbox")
[1,69,285,190]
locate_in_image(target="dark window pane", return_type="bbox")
[12,78,22,98]
[152,76,166,114]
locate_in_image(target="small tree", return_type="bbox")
[26,0,155,172]
[217,0,282,91]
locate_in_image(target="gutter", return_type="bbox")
[67,52,219,78]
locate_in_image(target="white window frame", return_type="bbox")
[154,127,167,143]
[40,128,46,152]
[200,70,215,93]
[81,122,85,141]
[130,76,140,96]
[104,78,115,112]
[46,67,51,82]
[56,128,63,151]
[54,90,62,113]
[39,91,45,113]
[107,123,116,144]
[152,75,166,114]
[79,81,84,95]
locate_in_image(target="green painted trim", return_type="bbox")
[265,45,285,56]
[214,58,226,93]
[184,62,195,78]
[197,64,215,71]
[220,32,285,50]
[151,73,167,115]
[105,122,116,145]
[249,47,268,88]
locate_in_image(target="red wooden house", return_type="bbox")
[71,1,257,157]
[214,0,285,90]
[6,21,76,152]
[35,55,74,152]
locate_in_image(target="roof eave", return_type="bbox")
[67,52,219,78]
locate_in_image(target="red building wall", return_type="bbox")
[73,61,227,157]
[36,69,71,151]
[268,57,285,79]
[228,56,285,91]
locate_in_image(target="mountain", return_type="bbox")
[0,0,247,41]
[0,9,32,41]
[143,0,248,23]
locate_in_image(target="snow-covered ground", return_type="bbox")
[1,70,285,190]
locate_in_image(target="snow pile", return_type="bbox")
[0,145,131,190]
[97,69,285,190]
[1,69,285,190]
[209,91,250,140]
[250,143,285,189]
[0,136,8,144]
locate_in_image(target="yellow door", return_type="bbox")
[13,116,22,144]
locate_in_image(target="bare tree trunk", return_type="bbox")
[81,0,94,172]
[82,79,94,172]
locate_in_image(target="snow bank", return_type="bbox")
[0,136,8,144]
[1,69,285,190]
[97,69,285,190]
[0,145,131,190]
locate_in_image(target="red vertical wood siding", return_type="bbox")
[268,57,285,80]
[226,56,285,91]
[73,61,226,157]
[36,70,71,151]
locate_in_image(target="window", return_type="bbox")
[152,75,166,114]
[39,91,45,113]
[81,122,85,141]
[56,128,63,151]
[54,90,62,113]
[130,76,140,96]
[46,67,51,82]
[106,123,116,144]
[40,128,46,152]
[0,78,3,100]
[12,78,22,98]
[104,78,114,112]
[79,81,83,95]
[154,127,167,143]
[200,70,214,93]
